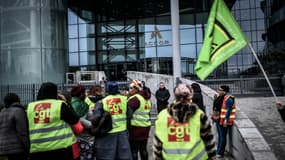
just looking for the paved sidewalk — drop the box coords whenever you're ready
[237,96,285,160]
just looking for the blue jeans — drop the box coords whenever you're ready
[216,122,229,155]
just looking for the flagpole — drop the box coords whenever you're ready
[248,43,277,101]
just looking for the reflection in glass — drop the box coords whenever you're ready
[181,44,196,58]
[157,46,172,57]
[180,29,196,44]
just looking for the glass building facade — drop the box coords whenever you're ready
[0,0,284,84]
[67,0,279,81]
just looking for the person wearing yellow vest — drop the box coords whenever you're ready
[153,83,217,160]
[92,81,132,160]
[127,79,151,160]
[213,85,236,158]
[27,82,83,160]
[87,84,105,105]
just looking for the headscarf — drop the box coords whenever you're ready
[129,80,142,91]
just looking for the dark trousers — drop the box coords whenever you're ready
[216,122,230,155]
[130,139,148,160]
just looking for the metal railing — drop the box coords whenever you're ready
[197,76,283,97]
[0,76,283,106]
[0,81,129,106]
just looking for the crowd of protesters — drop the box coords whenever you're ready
[0,79,242,160]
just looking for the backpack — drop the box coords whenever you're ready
[89,111,113,137]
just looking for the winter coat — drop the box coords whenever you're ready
[155,87,170,112]
[0,103,30,155]
[71,96,89,117]
[92,94,132,159]
[128,90,151,141]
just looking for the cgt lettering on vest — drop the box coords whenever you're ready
[167,117,191,142]
[107,98,123,115]
[34,103,51,123]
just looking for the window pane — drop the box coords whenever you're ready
[157,46,172,57]
[181,44,196,58]
[80,52,88,65]
[97,51,108,64]
[196,27,203,43]
[79,38,95,51]
[69,52,79,66]
[68,25,78,38]
[79,24,87,37]
[180,29,196,44]
[79,38,87,51]
[68,10,77,24]
[69,39,78,52]
[145,47,156,58]
[87,51,96,65]
[109,50,125,62]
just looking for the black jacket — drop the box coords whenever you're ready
[155,87,170,109]
[0,103,30,155]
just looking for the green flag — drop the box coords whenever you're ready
[195,0,248,80]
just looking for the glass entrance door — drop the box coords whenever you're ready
[105,64,126,81]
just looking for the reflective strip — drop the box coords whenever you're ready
[221,108,236,112]
[31,133,73,144]
[192,148,207,160]
[30,124,69,134]
[113,118,127,122]
[164,149,191,154]
[220,113,236,118]
[164,139,202,154]
[131,117,150,122]
[134,111,149,115]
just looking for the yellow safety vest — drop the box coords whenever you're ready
[129,94,151,127]
[27,99,76,153]
[155,109,208,160]
[85,96,95,109]
[102,94,127,133]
